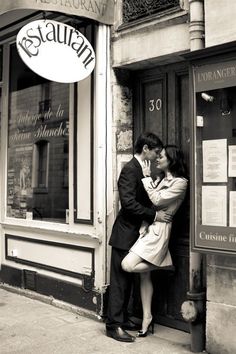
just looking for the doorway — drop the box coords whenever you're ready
[133,62,190,331]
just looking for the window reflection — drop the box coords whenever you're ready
[7,44,69,222]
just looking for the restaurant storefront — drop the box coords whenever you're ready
[184,42,236,354]
[2,2,236,353]
[0,1,114,315]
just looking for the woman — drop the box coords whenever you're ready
[121,145,188,337]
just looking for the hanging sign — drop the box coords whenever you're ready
[195,60,236,92]
[16,20,96,83]
[0,0,114,25]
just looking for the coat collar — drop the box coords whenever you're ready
[163,174,174,181]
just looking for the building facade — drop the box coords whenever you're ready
[0,1,236,354]
[111,1,236,354]
[0,2,114,319]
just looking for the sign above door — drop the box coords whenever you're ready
[0,0,114,25]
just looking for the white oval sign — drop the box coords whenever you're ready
[16,20,96,83]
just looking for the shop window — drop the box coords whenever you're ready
[193,59,236,255]
[5,20,93,224]
[7,44,69,222]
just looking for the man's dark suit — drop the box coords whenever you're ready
[106,157,156,328]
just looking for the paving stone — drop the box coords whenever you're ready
[0,287,192,354]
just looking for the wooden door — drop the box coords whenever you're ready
[133,63,190,332]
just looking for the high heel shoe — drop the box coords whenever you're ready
[136,318,154,337]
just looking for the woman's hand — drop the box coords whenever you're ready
[142,160,151,177]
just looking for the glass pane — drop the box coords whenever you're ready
[196,87,236,224]
[195,85,236,252]
[7,44,69,222]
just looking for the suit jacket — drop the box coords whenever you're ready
[109,157,156,250]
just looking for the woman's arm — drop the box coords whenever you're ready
[142,177,187,208]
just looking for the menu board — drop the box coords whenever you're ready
[202,139,227,183]
[193,60,236,254]
[202,186,227,227]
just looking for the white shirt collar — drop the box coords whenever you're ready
[134,154,143,167]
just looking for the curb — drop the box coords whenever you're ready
[0,283,103,322]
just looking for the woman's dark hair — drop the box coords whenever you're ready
[134,132,163,153]
[164,145,188,178]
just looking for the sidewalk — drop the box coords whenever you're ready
[0,286,195,354]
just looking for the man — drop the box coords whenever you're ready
[106,132,172,342]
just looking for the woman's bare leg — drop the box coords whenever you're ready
[121,254,155,334]
[140,272,153,332]
[121,252,157,273]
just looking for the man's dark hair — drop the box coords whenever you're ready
[134,132,163,153]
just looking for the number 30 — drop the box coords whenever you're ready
[148,98,162,111]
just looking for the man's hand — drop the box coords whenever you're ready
[155,210,173,223]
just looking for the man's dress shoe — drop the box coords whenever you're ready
[106,326,135,342]
[122,320,142,331]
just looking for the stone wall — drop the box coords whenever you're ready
[111,68,133,217]
[204,3,236,352]
[205,0,236,47]
[206,255,236,354]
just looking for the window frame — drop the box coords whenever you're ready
[73,78,94,224]
[73,23,94,225]
[0,14,95,231]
